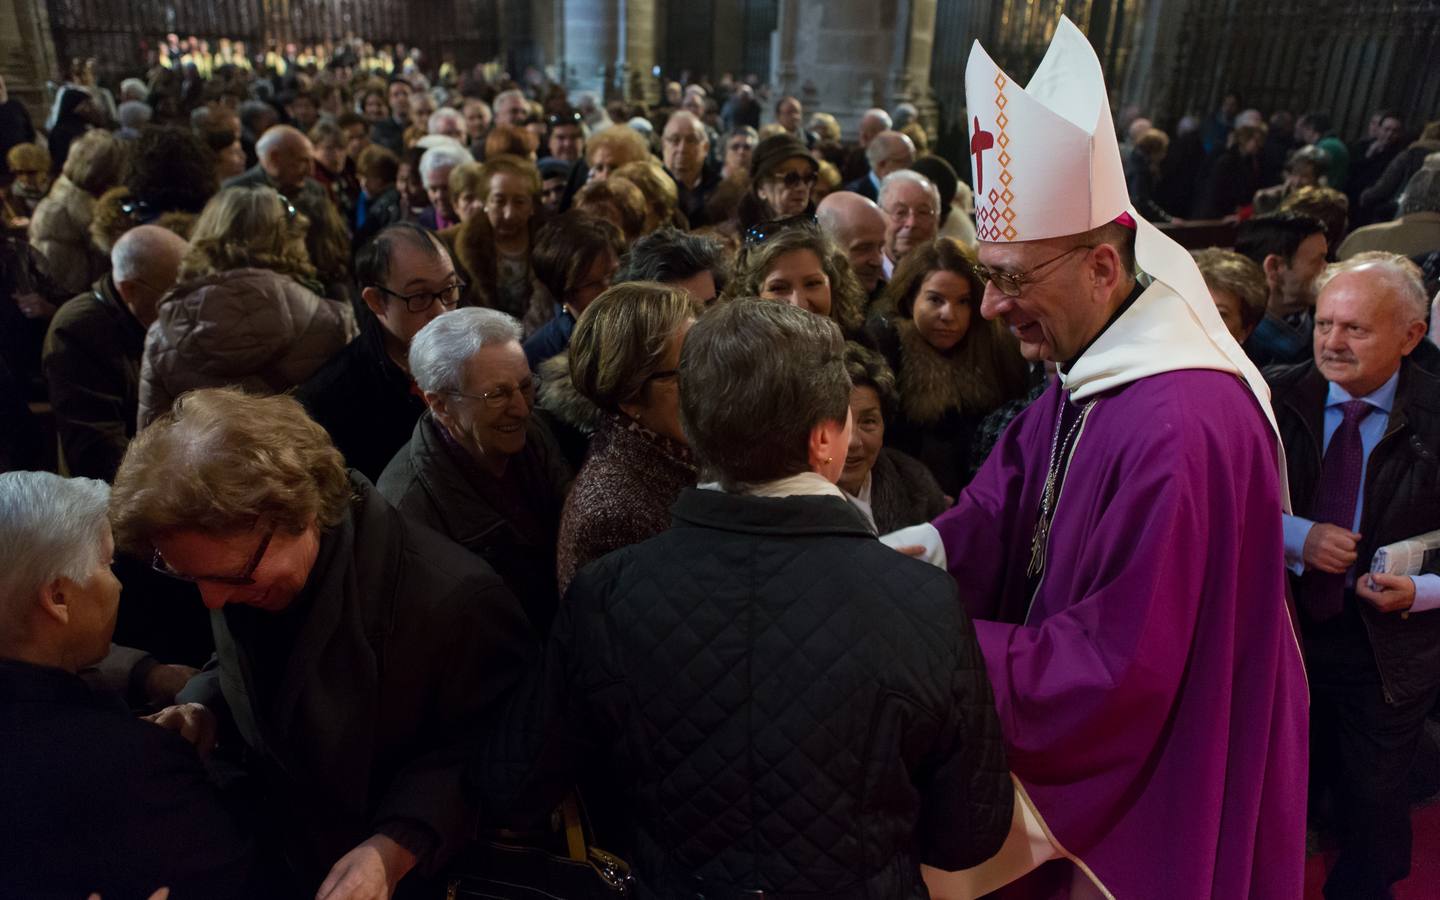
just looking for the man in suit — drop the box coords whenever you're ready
[1268,251,1440,899]
[371,76,412,154]
[841,130,914,201]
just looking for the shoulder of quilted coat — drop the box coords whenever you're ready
[150,267,352,381]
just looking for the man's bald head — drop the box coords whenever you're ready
[817,191,888,293]
[256,125,314,192]
[866,131,915,179]
[111,225,188,327]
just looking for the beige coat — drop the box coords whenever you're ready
[138,267,356,427]
[28,176,108,294]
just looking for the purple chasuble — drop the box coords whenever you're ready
[933,369,1308,899]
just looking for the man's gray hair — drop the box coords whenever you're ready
[0,472,110,622]
[119,78,149,103]
[493,88,525,108]
[1399,166,1440,216]
[879,168,940,210]
[866,131,914,168]
[118,100,152,130]
[427,107,466,135]
[111,224,185,283]
[1319,251,1430,324]
[419,143,474,181]
[862,108,893,130]
[409,307,523,395]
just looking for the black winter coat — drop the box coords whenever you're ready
[0,659,266,899]
[178,474,537,892]
[473,487,1012,899]
[295,321,427,483]
[376,412,572,635]
[1269,359,1440,704]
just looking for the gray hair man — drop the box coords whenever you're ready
[378,306,571,632]
[817,191,890,296]
[1338,165,1440,260]
[427,107,467,142]
[493,89,528,128]
[1267,252,1436,897]
[43,225,188,480]
[618,226,729,305]
[662,111,720,226]
[877,169,940,277]
[417,143,474,230]
[842,129,914,202]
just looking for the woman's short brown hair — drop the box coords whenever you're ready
[6,142,51,175]
[843,341,899,418]
[63,130,127,196]
[477,154,542,200]
[724,223,867,336]
[110,388,352,554]
[614,159,678,223]
[484,124,538,160]
[1192,248,1268,331]
[178,185,316,283]
[679,299,849,488]
[531,209,626,303]
[447,160,486,200]
[357,144,399,182]
[569,281,697,413]
[574,177,647,244]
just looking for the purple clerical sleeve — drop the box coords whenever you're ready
[933,371,1308,900]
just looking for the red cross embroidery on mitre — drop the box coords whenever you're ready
[970,116,995,196]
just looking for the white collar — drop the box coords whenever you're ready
[698,471,848,500]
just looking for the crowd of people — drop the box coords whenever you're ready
[1,19,1439,900]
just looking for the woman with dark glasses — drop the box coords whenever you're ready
[735,132,819,230]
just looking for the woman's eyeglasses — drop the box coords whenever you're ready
[372,280,467,313]
[743,213,819,246]
[547,111,583,128]
[445,375,540,409]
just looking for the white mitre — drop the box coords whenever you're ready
[964,17,1287,506]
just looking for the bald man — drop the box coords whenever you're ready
[817,191,889,298]
[226,124,345,286]
[43,225,189,480]
[841,129,914,201]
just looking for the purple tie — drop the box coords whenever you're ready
[1301,399,1374,621]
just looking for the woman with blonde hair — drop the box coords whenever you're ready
[614,158,682,233]
[110,387,533,899]
[553,282,698,591]
[573,175,647,246]
[29,129,126,293]
[722,220,867,340]
[864,237,1029,494]
[584,124,651,182]
[138,186,354,426]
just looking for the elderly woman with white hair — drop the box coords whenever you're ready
[0,471,265,899]
[417,142,473,231]
[377,307,573,635]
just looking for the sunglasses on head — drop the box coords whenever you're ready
[547,111,583,128]
[742,212,818,246]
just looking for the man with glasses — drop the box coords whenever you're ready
[910,18,1306,900]
[842,129,915,201]
[378,307,572,635]
[297,223,463,481]
[877,169,940,279]
[661,110,722,227]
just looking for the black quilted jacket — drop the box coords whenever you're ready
[471,487,1012,899]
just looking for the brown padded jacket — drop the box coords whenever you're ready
[138,267,355,427]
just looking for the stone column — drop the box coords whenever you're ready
[891,0,940,140]
[563,0,619,100]
[619,0,659,105]
[1,0,59,123]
